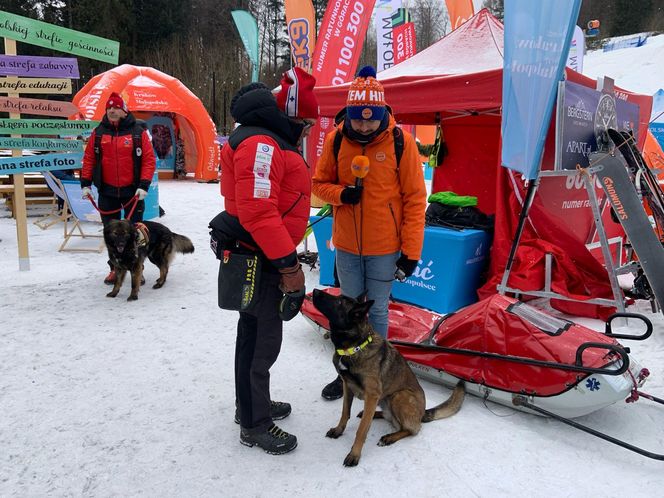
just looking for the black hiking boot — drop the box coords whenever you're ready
[240,424,297,455]
[234,400,291,424]
[321,375,343,400]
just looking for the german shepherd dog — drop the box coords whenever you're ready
[103,219,194,301]
[312,289,465,467]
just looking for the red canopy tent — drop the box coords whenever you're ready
[314,9,654,318]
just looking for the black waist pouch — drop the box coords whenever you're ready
[217,249,262,312]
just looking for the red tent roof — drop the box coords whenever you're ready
[314,9,505,122]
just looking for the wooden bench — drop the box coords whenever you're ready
[0,183,56,218]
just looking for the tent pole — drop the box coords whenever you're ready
[498,178,539,295]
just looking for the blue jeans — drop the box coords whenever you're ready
[335,249,399,338]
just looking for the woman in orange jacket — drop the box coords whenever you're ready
[312,66,427,399]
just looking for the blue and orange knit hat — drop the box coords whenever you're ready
[346,66,386,121]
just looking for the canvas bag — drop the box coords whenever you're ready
[217,249,262,312]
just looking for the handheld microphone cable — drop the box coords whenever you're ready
[350,154,370,286]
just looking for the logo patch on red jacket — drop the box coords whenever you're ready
[253,142,274,198]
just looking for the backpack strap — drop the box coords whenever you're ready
[132,123,145,184]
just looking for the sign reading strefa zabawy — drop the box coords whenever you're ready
[0,55,79,78]
[501,0,582,180]
[0,11,119,64]
[0,152,83,175]
[0,118,98,135]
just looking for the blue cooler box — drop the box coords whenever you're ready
[391,226,491,314]
[311,215,491,314]
[310,215,336,286]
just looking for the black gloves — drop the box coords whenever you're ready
[395,254,418,280]
[340,185,363,205]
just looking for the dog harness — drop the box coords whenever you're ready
[134,222,150,247]
[336,335,373,356]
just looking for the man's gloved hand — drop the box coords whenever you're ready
[81,186,92,199]
[278,262,305,293]
[395,254,418,280]
[340,185,363,205]
[135,188,148,201]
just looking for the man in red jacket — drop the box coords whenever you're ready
[80,92,156,284]
[215,67,317,455]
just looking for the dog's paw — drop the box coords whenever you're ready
[343,452,360,467]
[326,427,344,439]
[152,281,163,289]
[127,295,138,301]
[378,435,395,447]
[106,291,118,298]
[356,410,363,418]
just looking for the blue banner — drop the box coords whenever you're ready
[0,152,82,175]
[501,0,582,179]
[231,10,259,82]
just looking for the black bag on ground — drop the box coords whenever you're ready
[425,202,495,232]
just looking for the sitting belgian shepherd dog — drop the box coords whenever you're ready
[103,219,194,301]
[312,289,465,467]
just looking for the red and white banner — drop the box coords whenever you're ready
[393,21,416,65]
[307,0,377,169]
[285,0,316,71]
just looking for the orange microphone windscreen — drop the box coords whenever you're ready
[351,155,370,179]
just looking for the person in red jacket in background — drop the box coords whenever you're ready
[80,92,156,284]
[215,67,317,455]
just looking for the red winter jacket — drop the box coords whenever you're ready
[220,133,311,266]
[81,113,156,198]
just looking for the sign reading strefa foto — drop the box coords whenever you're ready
[0,118,98,135]
[0,11,119,64]
[0,77,72,94]
[0,152,83,175]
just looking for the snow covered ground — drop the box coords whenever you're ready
[583,33,664,96]
[2,179,663,497]
[2,30,664,498]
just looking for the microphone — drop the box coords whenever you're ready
[351,155,370,188]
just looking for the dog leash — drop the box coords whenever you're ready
[85,193,139,220]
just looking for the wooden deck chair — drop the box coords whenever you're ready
[58,180,105,253]
[34,172,73,230]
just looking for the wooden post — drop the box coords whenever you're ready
[4,38,30,270]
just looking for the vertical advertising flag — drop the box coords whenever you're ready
[566,25,584,72]
[445,0,475,30]
[285,0,316,71]
[231,10,259,82]
[307,0,377,168]
[375,0,402,72]
[501,0,582,180]
[391,9,416,65]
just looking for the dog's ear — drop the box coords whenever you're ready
[356,290,369,302]
[350,299,374,322]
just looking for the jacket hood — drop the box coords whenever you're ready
[230,86,303,145]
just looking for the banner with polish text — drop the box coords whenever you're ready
[285,0,316,71]
[375,0,402,72]
[445,0,474,30]
[307,0,377,169]
[391,9,415,66]
[501,0,582,180]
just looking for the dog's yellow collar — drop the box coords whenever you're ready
[336,335,373,356]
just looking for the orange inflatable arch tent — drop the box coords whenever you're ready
[73,64,219,181]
